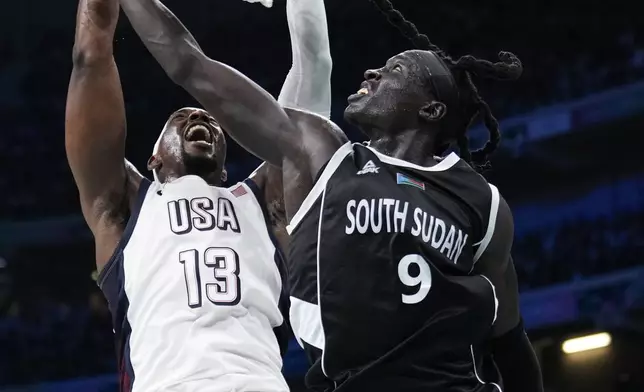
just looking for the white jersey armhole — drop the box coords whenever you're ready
[473,183,500,264]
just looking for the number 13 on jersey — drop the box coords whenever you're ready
[179,247,241,307]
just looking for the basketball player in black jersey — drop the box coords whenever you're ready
[121,1,543,391]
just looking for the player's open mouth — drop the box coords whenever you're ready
[348,82,371,102]
[357,81,371,95]
[184,124,214,147]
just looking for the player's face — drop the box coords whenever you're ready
[157,107,227,179]
[344,50,437,135]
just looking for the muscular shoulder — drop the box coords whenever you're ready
[284,107,347,146]
[284,107,348,180]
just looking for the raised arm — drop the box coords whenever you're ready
[66,0,127,230]
[119,0,313,168]
[474,196,544,392]
[278,0,333,118]
[66,0,141,269]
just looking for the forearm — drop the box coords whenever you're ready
[73,0,119,65]
[120,0,300,166]
[278,0,332,118]
[67,0,127,226]
[489,319,544,392]
[119,0,203,83]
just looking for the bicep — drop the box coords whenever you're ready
[65,59,128,228]
[473,195,520,337]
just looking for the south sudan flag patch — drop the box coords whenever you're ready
[396,173,426,190]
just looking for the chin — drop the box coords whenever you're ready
[345,104,378,132]
[343,103,363,125]
[182,148,217,169]
[185,148,214,160]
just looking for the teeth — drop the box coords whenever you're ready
[186,125,212,143]
[358,88,368,95]
[189,125,208,132]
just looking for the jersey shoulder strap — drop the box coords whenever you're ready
[287,142,354,234]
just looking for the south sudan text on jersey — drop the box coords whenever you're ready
[344,198,468,263]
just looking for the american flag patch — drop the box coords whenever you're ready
[231,185,248,197]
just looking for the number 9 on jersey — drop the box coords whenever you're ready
[398,254,432,304]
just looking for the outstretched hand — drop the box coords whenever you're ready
[243,0,273,8]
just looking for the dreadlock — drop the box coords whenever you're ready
[369,0,522,172]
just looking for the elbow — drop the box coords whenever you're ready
[71,42,112,69]
[316,53,333,74]
[166,62,193,87]
[311,53,332,80]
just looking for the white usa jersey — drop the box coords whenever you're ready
[98,176,290,392]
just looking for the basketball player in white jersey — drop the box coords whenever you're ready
[64,0,333,390]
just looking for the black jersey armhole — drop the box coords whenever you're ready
[97,178,152,288]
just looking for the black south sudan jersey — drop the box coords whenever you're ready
[287,143,503,392]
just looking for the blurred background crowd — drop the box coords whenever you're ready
[0,0,643,391]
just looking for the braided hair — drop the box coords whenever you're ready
[369,0,522,172]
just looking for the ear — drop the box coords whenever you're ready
[147,155,161,171]
[419,101,447,122]
[220,168,228,183]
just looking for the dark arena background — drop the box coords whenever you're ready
[1,0,643,391]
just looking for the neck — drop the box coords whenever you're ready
[161,170,222,186]
[368,127,440,167]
